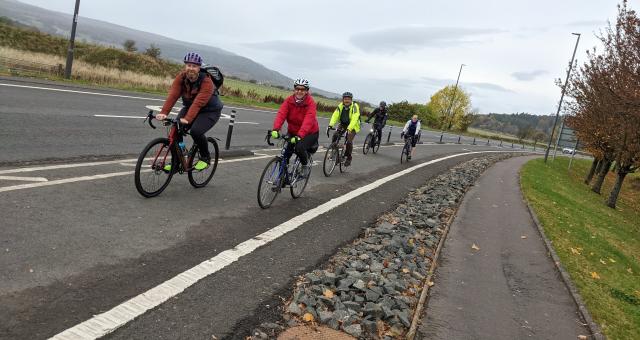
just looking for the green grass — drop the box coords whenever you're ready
[520,157,640,340]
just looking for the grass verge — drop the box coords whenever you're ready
[520,157,640,340]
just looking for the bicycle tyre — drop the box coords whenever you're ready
[401,142,410,164]
[339,147,348,173]
[323,146,337,177]
[290,154,311,199]
[188,137,220,188]
[257,157,283,209]
[373,133,381,154]
[134,137,174,198]
[363,133,372,154]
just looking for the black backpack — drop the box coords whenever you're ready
[200,65,224,89]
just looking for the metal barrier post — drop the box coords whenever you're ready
[225,110,236,150]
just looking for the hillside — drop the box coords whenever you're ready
[472,113,556,139]
[0,0,339,98]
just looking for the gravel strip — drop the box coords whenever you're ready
[250,154,517,339]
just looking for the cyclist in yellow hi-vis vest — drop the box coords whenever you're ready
[328,92,360,167]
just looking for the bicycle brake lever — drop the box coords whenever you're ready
[146,110,156,129]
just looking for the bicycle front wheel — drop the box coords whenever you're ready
[363,133,372,154]
[373,133,381,154]
[290,154,311,199]
[188,137,220,188]
[257,157,283,209]
[134,137,174,198]
[323,146,337,177]
[401,143,410,164]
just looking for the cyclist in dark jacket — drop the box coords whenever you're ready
[366,101,389,146]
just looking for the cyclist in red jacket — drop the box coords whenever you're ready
[271,78,319,175]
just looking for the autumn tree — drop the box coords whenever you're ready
[566,0,640,208]
[426,85,474,131]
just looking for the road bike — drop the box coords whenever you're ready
[323,126,350,177]
[134,110,219,197]
[257,131,317,209]
[400,134,416,164]
[362,124,381,155]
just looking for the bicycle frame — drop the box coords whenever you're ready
[145,110,195,174]
[265,135,302,189]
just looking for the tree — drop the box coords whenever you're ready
[123,39,137,52]
[566,0,640,208]
[144,44,161,59]
[427,85,473,131]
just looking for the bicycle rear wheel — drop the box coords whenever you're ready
[188,137,219,188]
[290,154,311,198]
[363,133,372,154]
[401,142,410,164]
[323,146,337,177]
[257,157,283,209]
[134,137,174,198]
[339,147,348,173]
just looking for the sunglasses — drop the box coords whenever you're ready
[294,87,308,91]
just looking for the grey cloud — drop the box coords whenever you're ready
[566,20,606,27]
[243,40,351,69]
[511,70,548,81]
[420,76,513,93]
[350,26,506,53]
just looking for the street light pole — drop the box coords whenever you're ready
[442,63,465,131]
[64,0,81,79]
[544,32,580,163]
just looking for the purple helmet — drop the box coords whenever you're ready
[183,52,203,65]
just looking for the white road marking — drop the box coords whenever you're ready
[94,115,145,119]
[0,175,48,182]
[0,83,165,101]
[0,155,272,193]
[50,150,524,340]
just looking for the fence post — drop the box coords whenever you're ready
[225,110,236,150]
[387,126,392,143]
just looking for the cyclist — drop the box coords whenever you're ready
[156,52,223,171]
[270,78,319,177]
[366,100,388,146]
[328,91,361,167]
[401,114,421,160]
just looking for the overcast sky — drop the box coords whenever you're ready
[16,0,638,114]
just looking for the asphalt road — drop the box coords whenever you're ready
[0,77,537,339]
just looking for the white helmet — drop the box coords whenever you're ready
[294,78,310,89]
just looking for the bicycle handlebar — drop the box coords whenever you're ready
[144,110,188,133]
[265,130,291,146]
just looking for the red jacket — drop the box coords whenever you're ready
[273,94,319,138]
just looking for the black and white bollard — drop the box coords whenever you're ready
[472,137,476,145]
[387,126,392,143]
[457,135,461,144]
[225,110,236,150]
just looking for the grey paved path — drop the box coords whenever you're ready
[419,156,590,340]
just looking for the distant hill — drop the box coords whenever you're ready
[472,113,557,138]
[0,0,339,98]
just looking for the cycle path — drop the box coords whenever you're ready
[419,156,590,339]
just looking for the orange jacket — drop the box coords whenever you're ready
[160,71,215,123]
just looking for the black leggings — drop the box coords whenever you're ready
[286,132,319,165]
[178,108,220,160]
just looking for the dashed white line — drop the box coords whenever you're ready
[50,150,524,340]
[0,155,272,193]
[0,175,49,182]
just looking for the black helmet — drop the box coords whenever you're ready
[379,101,386,107]
[342,91,353,98]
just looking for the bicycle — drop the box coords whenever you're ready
[400,134,415,164]
[134,110,219,198]
[257,131,317,209]
[323,126,350,177]
[362,124,381,155]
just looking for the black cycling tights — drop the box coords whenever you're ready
[178,109,220,161]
